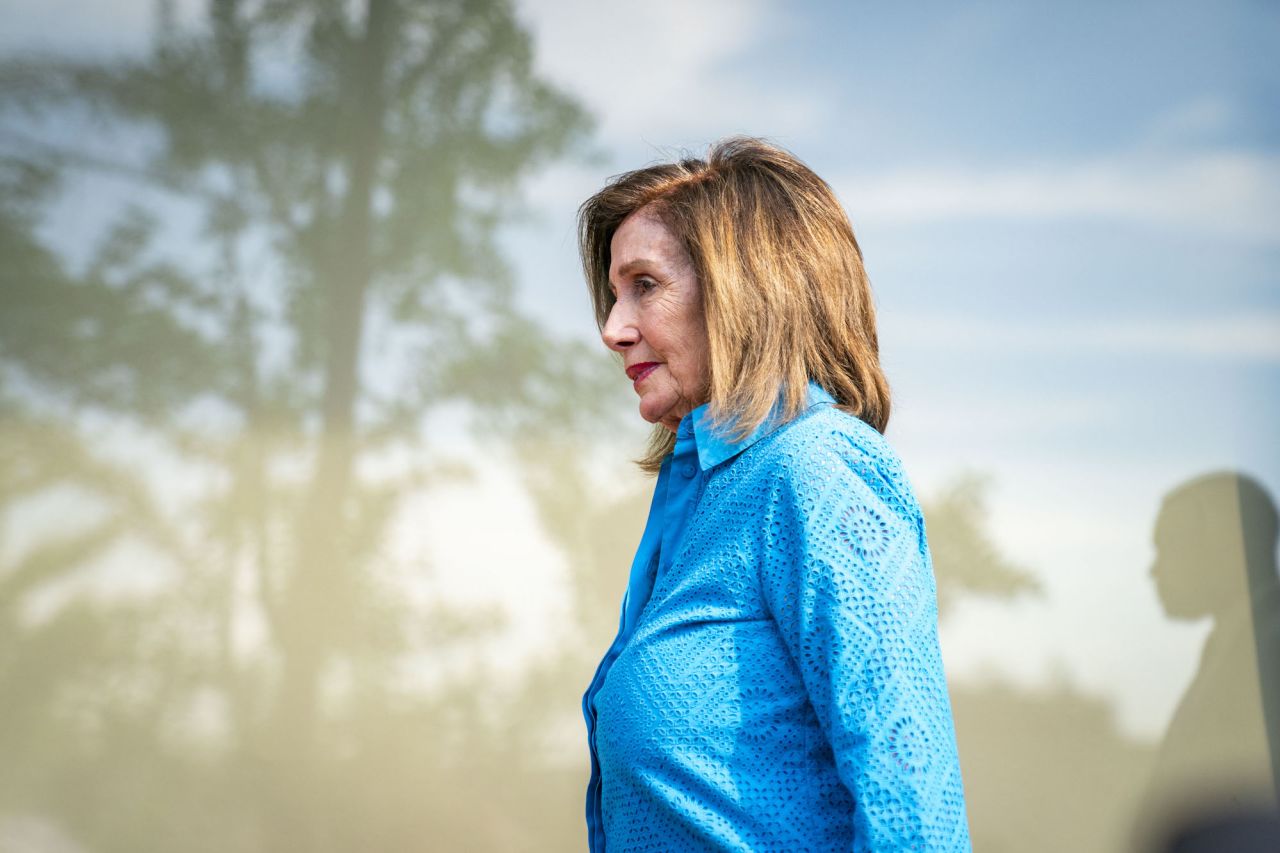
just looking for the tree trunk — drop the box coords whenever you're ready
[266,2,394,849]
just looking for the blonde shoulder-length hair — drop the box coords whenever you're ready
[579,137,891,474]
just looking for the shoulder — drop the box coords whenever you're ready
[757,404,922,528]
[752,405,938,638]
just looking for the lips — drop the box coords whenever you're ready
[626,362,660,383]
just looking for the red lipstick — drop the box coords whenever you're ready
[626,362,660,385]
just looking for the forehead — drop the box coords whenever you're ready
[609,209,685,272]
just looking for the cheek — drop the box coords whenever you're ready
[668,336,709,399]
[684,311,709,377]
[647,293,707,383]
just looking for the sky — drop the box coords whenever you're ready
[3,0,1278,741]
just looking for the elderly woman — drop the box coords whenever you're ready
[579,138,970,851]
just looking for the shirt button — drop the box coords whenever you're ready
[681,463,697,479]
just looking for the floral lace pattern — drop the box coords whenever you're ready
[587,394,970,851]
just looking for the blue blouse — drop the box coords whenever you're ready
[582,383,970,851]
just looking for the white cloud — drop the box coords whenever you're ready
[515,0,818,145]
[837,152,1280,244]
[1089,314,1280,360]
[882,312,1280,362]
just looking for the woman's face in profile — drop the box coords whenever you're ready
[602,209,709,432]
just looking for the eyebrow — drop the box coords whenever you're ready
[617,258,659,278]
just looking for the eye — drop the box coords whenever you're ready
[635,276,658,293]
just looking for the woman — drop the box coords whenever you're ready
[579,138,970,851]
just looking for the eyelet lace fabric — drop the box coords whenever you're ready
[584,390,970,852]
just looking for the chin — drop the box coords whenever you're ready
[638,394,674,426]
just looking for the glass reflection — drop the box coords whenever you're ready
[0,2,1275,851]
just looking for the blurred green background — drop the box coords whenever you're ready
[0,1,1276,850]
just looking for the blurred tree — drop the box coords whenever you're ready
[920,474,1154,853]
[950,678,1153,853]
[0,0,607,850]
[921,472,1040,618]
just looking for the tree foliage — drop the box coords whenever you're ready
[0,1,619,849]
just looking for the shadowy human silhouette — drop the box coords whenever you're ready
[1137,471,1280,851]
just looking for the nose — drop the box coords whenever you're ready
[601,297,638,352]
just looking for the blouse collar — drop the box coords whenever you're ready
[681,380,836,472]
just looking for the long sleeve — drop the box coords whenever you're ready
[759,429,971,851]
